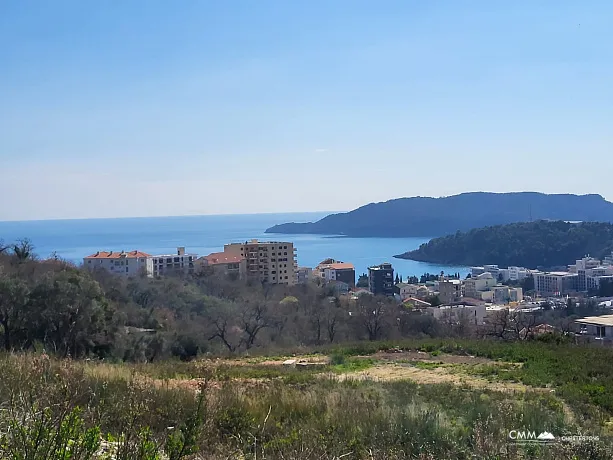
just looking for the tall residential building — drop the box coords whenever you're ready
[198,252,247,278]
[437,279,462,304]
[314,259,356,288]
[83,250,153,277]
[223,239,297,285]
[368,263,394,296]
[151,247,197,277]
[534,272,578,297]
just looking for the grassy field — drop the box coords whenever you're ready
[1,339,613,459]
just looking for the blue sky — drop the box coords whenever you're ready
[1,1,612,220]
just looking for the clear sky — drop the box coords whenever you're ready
[1,1,612,221]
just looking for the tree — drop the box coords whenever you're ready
[0,277,30,350]
[12,239,34,263]
[356,274,369,288]
[424,294,441,307]
[395,274,400,285]
[28,271,109,357]
[355,296,390,341]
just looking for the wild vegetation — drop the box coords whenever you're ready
[396,220,613,268]
[1,340,613,459]
[2,239,613,458]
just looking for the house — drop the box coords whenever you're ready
[223,239,297,285]
[151,247,197,277]
[575,314,613,341]
[368,263,394,296]
[402,297,432,310]
[83,250,154,277]
[314,259,356,288]
[198,252,246,278]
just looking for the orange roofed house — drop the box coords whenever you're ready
[315,259,356,288]
[83,250,154,277]
[198,252,247,278]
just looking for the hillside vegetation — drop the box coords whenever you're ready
[266,192,613,237]
[2,340,613,459]
[396,220,613,268]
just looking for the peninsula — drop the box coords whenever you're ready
[265,192,613,238]
[395,220,613,268]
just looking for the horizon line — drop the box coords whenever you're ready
[0,210,343,225]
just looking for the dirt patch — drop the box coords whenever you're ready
[204,355,330,367]
[334,363,531,393]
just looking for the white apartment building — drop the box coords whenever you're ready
[151,247,197,277]
[83,250,154,277]
[223,239,297,285]
[426,304,486,326]
[508,266,529,281]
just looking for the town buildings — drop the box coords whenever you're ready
[198,252,246,278]
[83,250,154,277]
[368,263,394,296]
[223,239,297,285]
[151,247,197,277]
[314,259,356,288]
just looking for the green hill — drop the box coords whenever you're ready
[265,192,613,237]
[395,220,613,268]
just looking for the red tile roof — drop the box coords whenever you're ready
[85,250,151,259]
[200,252,245,265]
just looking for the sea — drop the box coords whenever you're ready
[0,212,468,279]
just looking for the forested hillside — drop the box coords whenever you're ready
[266,192,613,237]
[396,220,613,268]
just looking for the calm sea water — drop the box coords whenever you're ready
[0,213,468,278]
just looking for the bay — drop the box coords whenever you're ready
[0,212,468,278]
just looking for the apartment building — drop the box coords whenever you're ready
[534,272,578,297]
[508,266,529,281]
[151,247,197,277]
[368,263,394,296]
[464,273,497,299]
[314,259,356,288]
[198,252,246,278]
[83,250,153,277]
[296,267,313,284]
[426,304,486,326]
[437,279,462,304]
[223,239,297,285]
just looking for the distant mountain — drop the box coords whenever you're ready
[395,220,613,268]
[265,192,613,237]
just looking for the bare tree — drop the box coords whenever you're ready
[355,295,389,341]
[239,300,271,349]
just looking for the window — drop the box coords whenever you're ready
[284,252,287,255]
[284,270,287,273]
[272,271,276,274]
[126,267,129,273]
[88,260,91,264]
[285,276,288,279]
[284,246,287,249]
